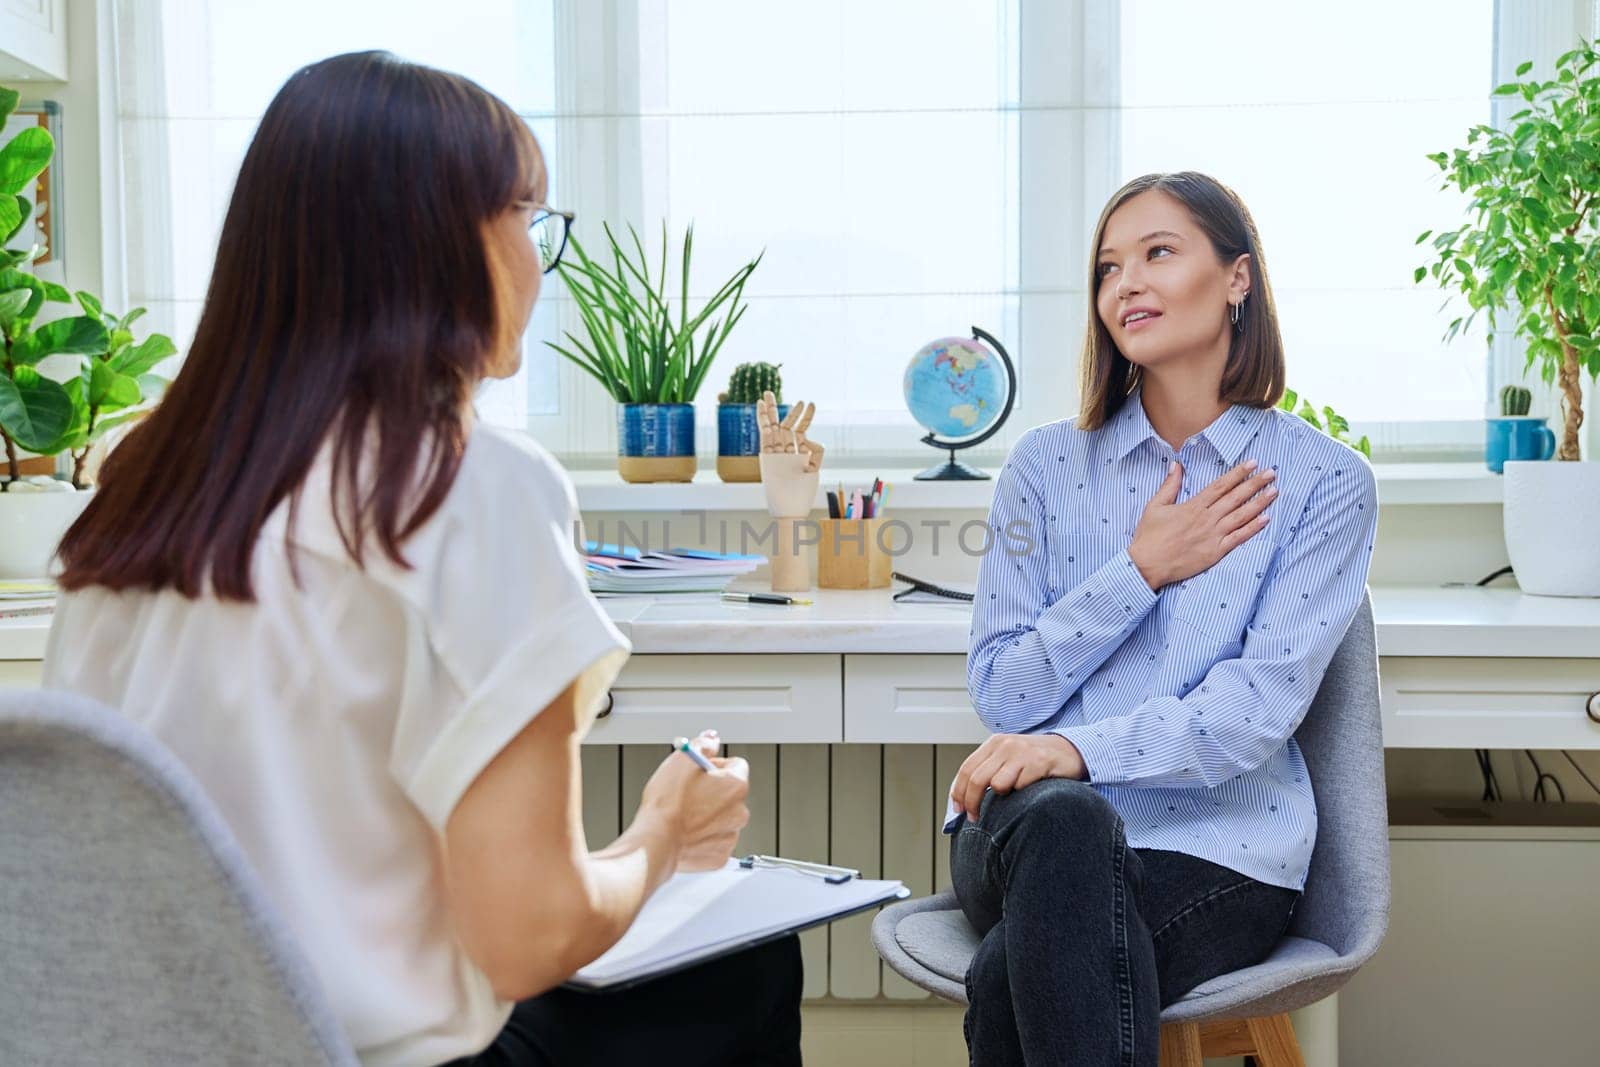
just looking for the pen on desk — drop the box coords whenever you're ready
[721,591,813,606]
[674,737,717,772]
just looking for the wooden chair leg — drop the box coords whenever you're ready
[1158,1022,1203,1067]
[1245,1013,1306,1067]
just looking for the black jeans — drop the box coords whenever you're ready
[950,779,1298,1066]
[444,935,803,1067]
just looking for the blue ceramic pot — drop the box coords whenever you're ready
[1485,416,1556,473]
[717,402,789,457]
[618,403,695,458]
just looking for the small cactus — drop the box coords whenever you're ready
[726,362,783,404]
[1499,384,1532,416]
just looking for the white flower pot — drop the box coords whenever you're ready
[1502,460,1600,597]
[0,486,93,579]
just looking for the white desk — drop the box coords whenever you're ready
[8,586,1599,748]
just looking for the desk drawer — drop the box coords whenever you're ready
[586,654,842,745]
[845,654,988,743]
[1381,657,1600,749]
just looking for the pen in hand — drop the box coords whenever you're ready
[675,734,718,772]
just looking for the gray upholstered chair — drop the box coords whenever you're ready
[873,592,1387,1067]
[0,689,359,1066]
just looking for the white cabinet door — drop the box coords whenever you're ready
[844,654,988,743]
[587,654,842,745]
[0,0,68,80]
[1381,656,1600,749]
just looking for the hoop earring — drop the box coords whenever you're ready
[1230,296,1246,330]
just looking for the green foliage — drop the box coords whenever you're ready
[726,361,782,404]
[1278,388,1371,459]
[547,222,761,404]
[0,88,175,487]
[1499,384,1533,416]
[1415,40,1600,457]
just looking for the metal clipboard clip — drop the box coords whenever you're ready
[738,854,860,884]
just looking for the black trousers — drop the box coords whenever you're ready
[444,935,804,1066]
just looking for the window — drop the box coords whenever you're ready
[1115,0,1497,456]
[110,1,1581,466]
[113,0,559,429]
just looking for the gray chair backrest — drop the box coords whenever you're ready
[0,689,358,1066]
[1288,591,1388,965]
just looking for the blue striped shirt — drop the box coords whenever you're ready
[961,388,1378,890]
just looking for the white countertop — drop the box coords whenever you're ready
[13,584,1589,662]
[595,584,1600,658]
[565,462,1504,511]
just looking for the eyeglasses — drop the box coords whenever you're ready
[528,206,575,274]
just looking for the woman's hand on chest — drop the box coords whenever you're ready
[1127,459,1278,592]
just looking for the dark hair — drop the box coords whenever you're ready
[1077,171,1285,431]
[57,51,544,599]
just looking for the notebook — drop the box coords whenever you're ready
[567,860,909,991]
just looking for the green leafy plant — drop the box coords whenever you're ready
[1415,40,1600,461]
[0,86,174,489]
[1279,388,1371,458]
[548,222,761,404]
[1500,384,1533,416]
[724,361,783,404]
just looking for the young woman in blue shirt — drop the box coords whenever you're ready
[946,171,1378,1065]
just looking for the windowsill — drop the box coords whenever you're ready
[569,461,1506,512]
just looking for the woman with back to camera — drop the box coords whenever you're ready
[945,171,1378,1065]
[44,51,801,1067]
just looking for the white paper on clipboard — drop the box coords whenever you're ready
[568,860,909,990]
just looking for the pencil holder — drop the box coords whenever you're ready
[817,518,892,589]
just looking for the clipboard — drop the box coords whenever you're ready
[565,859,910,992]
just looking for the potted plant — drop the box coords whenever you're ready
[548,222,761,483]
[1416,41,1600,595]
[1278,388,1371,458]
[716,361,787,482]
[0,86,174,578]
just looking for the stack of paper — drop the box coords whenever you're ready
[0,579,56,621]
[585,542,764,596]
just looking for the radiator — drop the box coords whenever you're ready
[581,744,977,1000]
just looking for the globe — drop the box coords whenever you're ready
[903,337,1006,440]
[902,329,1016,480]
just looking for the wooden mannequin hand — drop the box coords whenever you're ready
[756,391,824,474]
[756,391,824,519]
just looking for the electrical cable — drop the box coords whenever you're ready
[1523,750,1567,803]
[1475,565,1514,586]
[1475,749,1502,802]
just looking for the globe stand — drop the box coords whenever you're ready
[911,325,1017,482]
[915,451,993,481]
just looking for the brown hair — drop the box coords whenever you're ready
[57,51,544,599]
[1076,171,1285,431]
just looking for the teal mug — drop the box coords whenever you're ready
[1485,416,1556,473]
